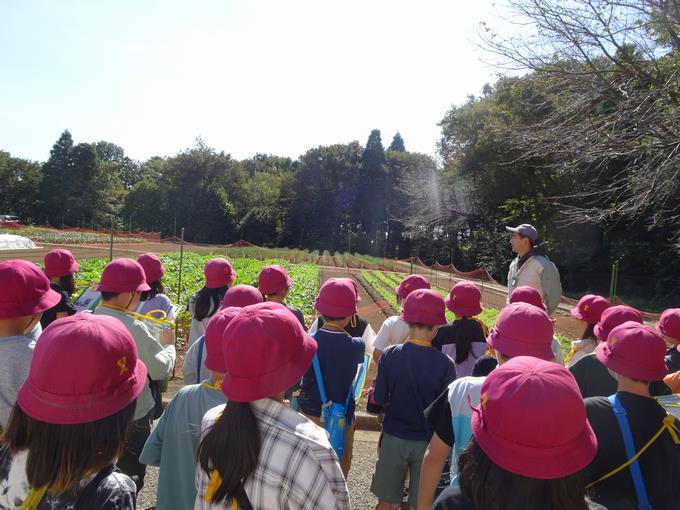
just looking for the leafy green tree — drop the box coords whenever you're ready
[0,151,43,222]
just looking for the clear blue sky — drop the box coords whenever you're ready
[0,0,499,163]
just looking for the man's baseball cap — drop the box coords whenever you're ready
[506,224,538,243]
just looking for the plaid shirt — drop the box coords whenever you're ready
[194,399,351,510]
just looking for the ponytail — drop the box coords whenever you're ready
[194,286,227,322]
[197,400,261,505]
[581,323,596,341]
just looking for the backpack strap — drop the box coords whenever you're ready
[608,394,653,510]
[312,354,330,422]
[196,335,205,384]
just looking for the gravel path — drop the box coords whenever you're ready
[136,431,381,510]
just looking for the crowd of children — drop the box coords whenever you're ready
[0,236,679,509]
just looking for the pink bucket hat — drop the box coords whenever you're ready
[471,356,597,479]
[221,302,317,402]
[205,307,242,373]
[0,260,62,319]
[487,302,554,360]
[657,308,680,341]
[204,258,236,289]
[400,289,447,326]
[509,285,546,311]
[137,252,165,283]
[258,265,293,295]
[314,278,358,318]
[570,294,611,324]
[43,249,80,278]
[339,277,361,302]
[596,321,668,381]
[97,258,150,293]
[394,274,430,300]
[17,313,147,424]
[220,284,264,310]
[446,281,483,316]
[594,305,642,341]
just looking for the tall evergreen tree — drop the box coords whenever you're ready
[388,132,406,152]
[40,130,74,225]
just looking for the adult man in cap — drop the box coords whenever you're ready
[506,223,562,315]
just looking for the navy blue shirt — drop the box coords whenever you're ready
[297,329,365,422]
[375,342,456,442]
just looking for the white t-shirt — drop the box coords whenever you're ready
[372,315,410,353]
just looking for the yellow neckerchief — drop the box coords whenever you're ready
[407,338,432,347]
[99,303,175,327]
[204,470,238,509]
[321,322,350,336]
[19,485,49,510]
[586,414,680,488]
[201,379,223,391]
[564,338,596,366]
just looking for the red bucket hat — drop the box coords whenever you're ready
[221,302,317,402]
[0,260,62,319]
[220,284,264,310]
[446,281,483,316]
[339,277,361,302]
[43,249,80,278]
[314,278,357,318]
[509,285,546,311]
[205,258,236,289]
[596,322,668,382]
[657,308,680,341]
[471,356,597,479]
[394,274,430,300]
[97,258,150,293]
[570,294,611,324]
[487,302,554,360]
[137,252,165,283]
[594,305,642,341]
[17,314,147,424]
[400,289,447,326]
[258,265,293,295]
[205,307,241,372]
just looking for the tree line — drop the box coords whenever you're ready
[2,0,678,309]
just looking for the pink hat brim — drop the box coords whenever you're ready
[595,342,668,382]
[487,329,555,361]
[259,275,293,295]
[45,260,81,278]
[471,405,598,479]
[222,333,317,402]
[17,359,147,425]
[445,295,483,317]
[570,307,587,321]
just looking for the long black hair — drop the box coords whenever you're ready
[193,286,228,322]
[140,280,164,302]
[453,318,487,365]
[581,323,597,341]
[458,440,590,510]
[58,274,76,296]
[197,400,261,504]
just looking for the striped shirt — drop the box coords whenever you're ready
[194,398,350,510]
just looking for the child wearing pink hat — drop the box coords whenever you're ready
[418,302,556,509]
[569,305,669,399]
[508,285,566,364]
[433,281,488,378]
[141,307,240,510]
[183,284,263,385]
[0,313,146,509]
[187,258,236,347]
[0,260,61,429]
[40,248,80,329]
[309,277,376,353]
[297,278,366,477]
[657,308,680,374]
[136,252,176,322]
[584,322,680,509]
[194,302,350,510]
[372,274,431,363]
[371,289,455,510]
[565,294,611,367]
[433,356,600,510]
[258,264,307,330]
[94,258,176,491]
